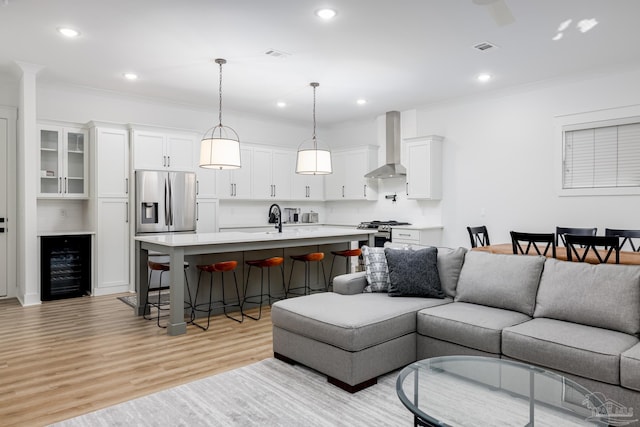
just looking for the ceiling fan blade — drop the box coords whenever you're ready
[473,0,515,26]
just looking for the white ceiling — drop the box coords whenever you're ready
[1,0,639,125]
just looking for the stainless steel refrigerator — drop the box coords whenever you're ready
[135,170,197,234]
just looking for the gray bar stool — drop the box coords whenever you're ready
[190,260,243,330]
[243,256,286,321]
[288,252,327,296]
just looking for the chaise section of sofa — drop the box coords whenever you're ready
[271,246,466,392]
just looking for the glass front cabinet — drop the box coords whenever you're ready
[39,125,89,198]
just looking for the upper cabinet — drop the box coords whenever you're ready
[324,146,378,201]
[216,147,253,199]
[404,135,443,200]
[92,127,129,198]
[292,173,324,201]
[252,147,294,200]
[131,129,195,171]
[38,125,88,198]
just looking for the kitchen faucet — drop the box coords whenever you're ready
[268,203,282,233]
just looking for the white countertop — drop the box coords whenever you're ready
[135,227,373,248]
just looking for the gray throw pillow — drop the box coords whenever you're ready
[362,246,390,292]
[385,247,445,298]
[436,247,467,298]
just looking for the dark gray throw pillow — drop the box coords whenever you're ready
[385,247,444,298]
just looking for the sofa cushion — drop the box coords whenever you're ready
[534,258,640,335]
[362,246,390,292]
[503,318,639,385]
[271,292,450,352]
[436,247,467,298]
[621,343,640,391]
[386,247,444,298]
[454,251,544,316]
[416,302,531,354]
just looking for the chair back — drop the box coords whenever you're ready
[605,228,640,252]
[556,226,597,246]
[510,231,556,258]
[467,226,490,248]
[565,234,620,264]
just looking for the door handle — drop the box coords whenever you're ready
[196,202,199,221]
[364,184,367,198]
[125,203,129,223]
[163,155,166,167]
[0,217,5,233]
[196,180,200,196]
[58,177,62,193]
[167,156,171,168]
[65,177,68,194]
[125,177,129,194]
[406,182,409,195]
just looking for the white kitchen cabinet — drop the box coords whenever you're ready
[196,199,218,233]
[292,173,325,200]
[93,127,129,198]
[38,125,89,198]
[216,147,253,199]
[324,146,378,200]
[253,148,294,200]
[131,129,195,171]
[404,135,443,200]
[94,198,130,295]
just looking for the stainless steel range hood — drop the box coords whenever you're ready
[364,111,406,179]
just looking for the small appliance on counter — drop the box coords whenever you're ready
[283,208,300,223]
[301,211,319,223]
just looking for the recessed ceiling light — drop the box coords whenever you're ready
[316,8,337,20]
[276,101,287,108]
[356,99,367,105]
[123,73,138,80]
[477,73,492,82]
[57,27,80,38]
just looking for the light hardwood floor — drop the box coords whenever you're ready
[0,294,273,427]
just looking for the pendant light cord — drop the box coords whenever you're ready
[311,82,319,148]
[218,60,223,126]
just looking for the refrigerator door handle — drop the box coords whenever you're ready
[164,179,170,226]
[168,176,174,226]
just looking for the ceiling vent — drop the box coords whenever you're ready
[265,49,291,58]
[473,41,498,51]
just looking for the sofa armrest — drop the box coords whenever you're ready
[333,272,367,295]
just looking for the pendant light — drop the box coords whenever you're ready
[199,58,241,169]
[296,82,332,175]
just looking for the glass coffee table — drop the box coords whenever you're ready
[396,356,609,427]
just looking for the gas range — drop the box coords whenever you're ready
[357,220,412,232]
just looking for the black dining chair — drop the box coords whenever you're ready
[510,231,556,258]
[467,226,490,248]
[565,234,620,264]
[555,226,597,246]
[605,229,640,252]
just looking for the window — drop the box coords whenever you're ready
[563,118,640,190]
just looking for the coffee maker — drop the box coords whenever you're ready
[283,208,300,223]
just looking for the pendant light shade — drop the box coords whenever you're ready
[296,82,332,175]
[199,58,241,170]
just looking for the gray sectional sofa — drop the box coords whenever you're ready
[271,247,640,414]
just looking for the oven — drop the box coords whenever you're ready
[357,221,410,247]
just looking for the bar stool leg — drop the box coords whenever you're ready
[243,265,264,321]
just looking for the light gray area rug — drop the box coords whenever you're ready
[51,358,412,427]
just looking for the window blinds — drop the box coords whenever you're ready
[563,122,640,189]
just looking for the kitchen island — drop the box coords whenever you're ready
[134,227,375,335]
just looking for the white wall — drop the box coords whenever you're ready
[36,83,310,148]
[416,65,640,248]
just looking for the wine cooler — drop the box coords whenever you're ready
[41,235,91,301]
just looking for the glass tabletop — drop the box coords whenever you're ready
[396,356,610,427]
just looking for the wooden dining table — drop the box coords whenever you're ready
[473,243,640,265]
